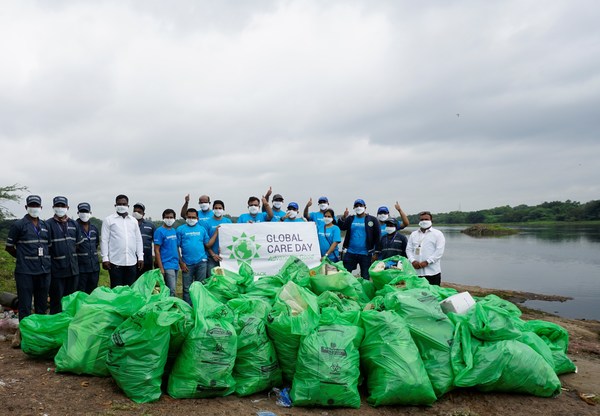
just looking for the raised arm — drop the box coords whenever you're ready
[303,198,312,220]
[180,194,190,219]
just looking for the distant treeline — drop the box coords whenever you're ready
[407,200,600,225]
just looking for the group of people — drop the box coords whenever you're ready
[5,188,445,324]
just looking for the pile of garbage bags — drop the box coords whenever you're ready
[18,255,576,407]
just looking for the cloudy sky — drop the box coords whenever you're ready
[1,0,599,221]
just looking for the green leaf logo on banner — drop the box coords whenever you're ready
[227,232,261,267]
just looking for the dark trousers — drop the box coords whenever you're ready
[15,272,51,320]
[78,271,100,294]
[421,273,441,286]
[109,264,138,288]
[136,260,154,278]
[343,252,372,280]
[49,275,79,314]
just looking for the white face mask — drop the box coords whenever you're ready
[213,209,224,217]
[116,205,128,214]
[78,212,91,222]
[419,220,432,229]
[323,217,334,225]
[27,207,41,218]
[164,218,176,227]
[186,218,198,226]
[287,210,298,219]
[377,214,389,222]
[319,203,329,211]
[273,201,283,209]
[54,207,68,217]
[354,206,365,215]
[385,226,396,235]
[248,206,259,215]
[132,212,144,220]
[199,203,210,212]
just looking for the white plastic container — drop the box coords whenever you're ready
[440,291,476,315]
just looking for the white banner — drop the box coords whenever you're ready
[217,222,321,277]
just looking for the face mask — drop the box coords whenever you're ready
[248,206,259,215]
[323,217,334,225]
[164,218,176,227]
[27,207,41,218]
[377,214,389,222]
[116,205,128,214]
[354,206,365,215]
[54,207,68,217]
[419,220,432,229]
[319,203,329,211]
[132,212,144,220]
[199,203,210,212]
[186,218,198,226]
[78,213,91,222]
[273,201,283,209]
[385,226,396,235]
[213,209,224,217]
[287,210,298,219]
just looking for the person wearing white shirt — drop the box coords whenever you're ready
[100,194,144,288]
[406,211,445,285]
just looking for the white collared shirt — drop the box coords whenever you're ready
[406,227,445,276]
[100,213,144,266]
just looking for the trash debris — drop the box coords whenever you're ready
[256,412,277,416]
[579,393,598,406]
[269,387,292,407]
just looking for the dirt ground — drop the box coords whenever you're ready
[1,287,599,416]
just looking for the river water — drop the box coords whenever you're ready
[428,224,600,320]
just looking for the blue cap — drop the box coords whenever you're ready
[287,202,299,210]
[318,196,328,203]
[353,199,366,207]
[77,202,91,212]
[26,195,42,206]
[53,196,68,206]
[377,206,389,214]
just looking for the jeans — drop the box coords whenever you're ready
[343,251,372,280]
[164,269,178,297]
[78,271,99,294]
[182,261,208,305]
[15,272,50,321]
[109,264,138,288]
[49,275,79,314]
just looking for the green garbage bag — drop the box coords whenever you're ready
[266,281,320,383]
[358,278,376,301]
[524,320,576,375]
[106,298,186,403]
[384,289,455,397]
[228,297,282,396]
[54,286,146,376]
[317,291,361,313]
[245,274,287,304]
[309,259,371,305]
[360,309,436,406]
[465,295,522,341]
[376,275,458,301]
[21,291,89,358]
[131,269,170,302]
[369,256,418,290]
[290,308,363,408]
[205,267,250,303]
[168,282,237,398]
[278,256,311,287]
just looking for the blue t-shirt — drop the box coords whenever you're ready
[237,212,269,223]
[154,226,179,270]
[281,217,305,222]
[348,217,368,255]
[198,209,213,223]
[317,225,342,260]
[270,209,286,222]
[176,223,209,265]
[204,216,232,254]
[308,211,326,228]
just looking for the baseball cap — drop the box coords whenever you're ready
[384,219,397,227]
[318,196,328,203]
[287,202,299,210]
[353,199,366,207]
[77,202,91,212]
[377,206,389,214]
[53,196,68,206]
[26,195,42,206]
[133,202,145,211]
[273,194,284,201]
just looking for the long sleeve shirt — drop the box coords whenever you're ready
[100,213,143,266]
[406,227,445,276]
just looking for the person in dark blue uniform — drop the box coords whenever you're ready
[5,195,52,321]
[377,218,408,260]
[133,202,156,277]
[75,202,100,294]
[47,196,83,314]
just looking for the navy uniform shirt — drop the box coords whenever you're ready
[6,216,52,275]
[47,217,84,278]
[139,219,156,263]
[379,231,408,260]
[75,219,100,273]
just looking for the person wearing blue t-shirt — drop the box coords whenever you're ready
[377,201,410,233]
[179,194,213,222]
[278,202,306,222]
[303,196,331,228]
[154,209,180,297]
[317,208,342,262]
[204,200,232,275]
[264,186,287,222]
[237,196,274,223]
[177,208,210,304]
[338,199,381,279]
